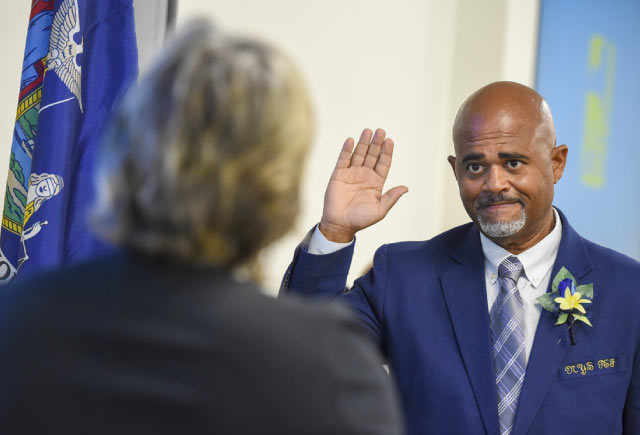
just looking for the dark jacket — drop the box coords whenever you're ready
[0,251,403,435]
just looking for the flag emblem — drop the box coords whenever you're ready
[45,0,83,112]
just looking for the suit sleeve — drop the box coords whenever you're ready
[280,227,390,353]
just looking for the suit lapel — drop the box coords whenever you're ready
[441,226,499,435]
[512,210,593,435]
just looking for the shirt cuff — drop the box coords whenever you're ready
[307,224,354,255]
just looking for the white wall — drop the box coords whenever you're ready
[176,0,455,290]
[0,1,539,294]
[176,0,540,293]
[134,0,169,75]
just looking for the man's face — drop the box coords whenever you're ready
[449,106,567,251]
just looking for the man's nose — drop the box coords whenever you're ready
[483,166,509,193]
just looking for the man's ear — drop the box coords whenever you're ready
[447,156,458,182]
[551,145,568,184]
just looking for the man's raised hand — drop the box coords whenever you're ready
[318,128,408,243]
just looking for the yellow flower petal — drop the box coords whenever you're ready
[578,299,592,304]
[554,297,565,304]
[574,292,582,299]
[574,304,586,314]
[559,302,571,310]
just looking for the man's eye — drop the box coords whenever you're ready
[506,160,522,169]
[467,163,483,174]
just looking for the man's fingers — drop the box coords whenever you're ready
[371,128,386,146]
[335,137,355,169]
[350,128,373,167]
[345,128,389,168]
[374,138,394,179]
[380,185,409,214]
[363,128,387,169]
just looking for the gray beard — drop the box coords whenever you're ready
[477,208,526,238]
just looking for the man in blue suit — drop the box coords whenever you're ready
[281,81,640,435]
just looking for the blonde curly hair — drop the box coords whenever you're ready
[92,20,313,270]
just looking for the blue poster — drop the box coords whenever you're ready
[537,0,640,260]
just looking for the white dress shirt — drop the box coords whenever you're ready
[307,209,563,365]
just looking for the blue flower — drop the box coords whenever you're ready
[558,278,576,296]
[537,267,595,339]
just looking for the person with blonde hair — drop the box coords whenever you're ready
[0,20,403,435]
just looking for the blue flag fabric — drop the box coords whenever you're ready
[0,0,138,282]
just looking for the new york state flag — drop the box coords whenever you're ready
[0,0,138,282]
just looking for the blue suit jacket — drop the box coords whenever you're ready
[281,211,640,435]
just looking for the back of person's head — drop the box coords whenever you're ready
[92,19,313,270]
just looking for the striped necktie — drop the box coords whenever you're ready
[490,256,525,435]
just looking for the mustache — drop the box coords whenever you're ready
[475,194,525,208]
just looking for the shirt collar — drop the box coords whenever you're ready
[480,208,563,288]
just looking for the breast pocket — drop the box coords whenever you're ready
[558,355,627,381]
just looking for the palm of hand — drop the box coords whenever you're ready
[319,128,408,242]
[324,166,387,232]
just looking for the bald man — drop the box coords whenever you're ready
[281,82,640,435]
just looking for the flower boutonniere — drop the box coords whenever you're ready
[537,267,593,345]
